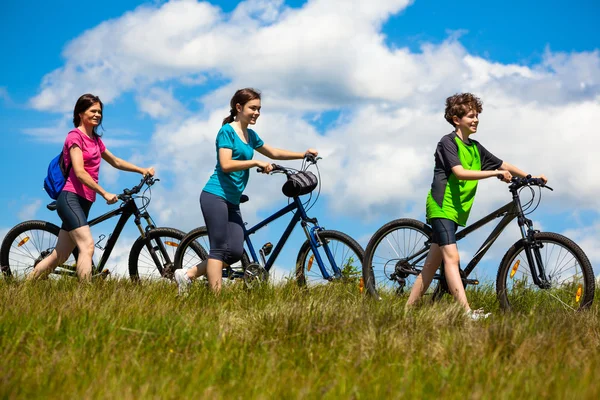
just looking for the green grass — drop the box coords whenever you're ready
[1,279,599,399]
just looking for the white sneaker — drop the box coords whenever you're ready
[466,308,491,321]
[174,269,191,296]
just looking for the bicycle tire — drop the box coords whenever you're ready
[362,219,433,299]
[0,220,78,279]
[128,227,204,281]
[496,231,595,312]
[296,230,365,287]
[173,226,250,282]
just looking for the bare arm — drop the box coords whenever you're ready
[70,146,117,204]
[451,165,506,181]
[255,144,317,160]
[101,149,154,176]
[498,161,527,178]
[219,148,272,173]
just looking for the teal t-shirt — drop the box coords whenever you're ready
[203,124,264,205]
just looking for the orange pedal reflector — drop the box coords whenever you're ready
[359,277,364,294]
[165,241,178,247]
[576,285,582,303]
[18,237,30,247]
[307,255,314,272]
[510,260,520,278]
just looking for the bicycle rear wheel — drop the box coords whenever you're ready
[173,226,249,282]
[296,230,364,287]
[0,220,78,279]
[496,232,595,312]
[128,227,204,281]
[362,219,434,299]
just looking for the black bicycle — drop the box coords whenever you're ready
[0,175,203,281]
[362,176,595,312]
[174,157,364,287]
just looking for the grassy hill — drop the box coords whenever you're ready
[1,279,599,399]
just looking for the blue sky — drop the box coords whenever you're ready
[1,0,599,281]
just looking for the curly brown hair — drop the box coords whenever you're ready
[444,93,483,127]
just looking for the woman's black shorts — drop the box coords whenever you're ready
[56,190,93,232]
[429,218,458,246]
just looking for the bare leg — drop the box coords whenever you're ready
[406,244,443,307]
[68,225,95,282]
[27,229,76,280]
[439,244,470,312]
[185,259,223,293]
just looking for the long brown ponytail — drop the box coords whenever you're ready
[222,88,261,126]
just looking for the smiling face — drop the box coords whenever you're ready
[453,109,479,135]
[236,99,261,125]
[79,102,103,128]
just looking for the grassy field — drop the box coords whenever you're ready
[1,279,599,399]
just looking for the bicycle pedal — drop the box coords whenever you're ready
[102,269,111,275]
[465,279,479,285]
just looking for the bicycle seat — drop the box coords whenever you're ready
[47,201,57,211]
[240,195,249,203]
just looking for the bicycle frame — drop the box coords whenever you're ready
[225,196,341,280]
[56,198,162,276]
[402,187,549,288]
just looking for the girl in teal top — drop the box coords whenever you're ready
[175,88,318,294]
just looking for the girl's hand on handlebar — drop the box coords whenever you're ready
[496,170,512,183]
[256,161,274,173]
[103,192,119,204]
[141,167,155,177]
[305,149,318,157]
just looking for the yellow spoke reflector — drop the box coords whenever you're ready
[165,241,179,247]
[359,277,364,294]
[307,255,314,272]
[576,285,582,303]
[510,260,520,278]
[18,237,30,247]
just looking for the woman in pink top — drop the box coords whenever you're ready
[28,94,155,282]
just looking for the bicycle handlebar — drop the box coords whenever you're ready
[256,154,321,174]
[117,175,159,201]
[508,175,553,191]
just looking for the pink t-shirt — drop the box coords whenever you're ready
[62,128,106,202]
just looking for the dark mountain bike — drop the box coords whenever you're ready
[362,176,595,312]
[174,157,364,287]
[1,176,203,281]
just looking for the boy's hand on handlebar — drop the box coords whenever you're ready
[305,149,318,158]
[496,170,512,183]
[256,161,274,173]
[141,167,155,177]
[532,174,547,184]
[103,192,118,204]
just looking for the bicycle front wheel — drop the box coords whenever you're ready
[496,232,595,312]
[0,220,78,279]
[128,227,204,281]
[362,219,433,299]
[296,230,364,287]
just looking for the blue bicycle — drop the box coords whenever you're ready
[173,158,364,287]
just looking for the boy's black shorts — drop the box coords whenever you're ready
[429,218,458,246]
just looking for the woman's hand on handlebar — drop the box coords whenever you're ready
[103,192,119,205]
[256,160,274,174]
[141,167,155,177]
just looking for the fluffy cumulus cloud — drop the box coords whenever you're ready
[27,0,600,262]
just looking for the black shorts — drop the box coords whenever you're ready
[430,218,458,246]
[56,191,93,232]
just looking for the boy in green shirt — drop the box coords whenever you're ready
[406,93,547,319]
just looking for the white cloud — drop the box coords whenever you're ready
[17,199,42,221]
[25,0,600,273]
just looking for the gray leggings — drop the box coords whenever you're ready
[200,191,245,265]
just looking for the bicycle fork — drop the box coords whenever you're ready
[519,219,551,289]
[300,220,342,281]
